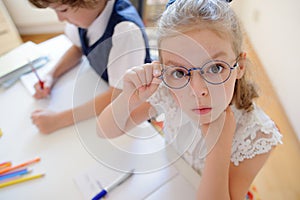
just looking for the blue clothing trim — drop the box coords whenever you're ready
[79,0,151,83]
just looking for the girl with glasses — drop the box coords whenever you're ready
[98,0,282,199]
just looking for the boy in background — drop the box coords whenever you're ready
[29,0,151,134]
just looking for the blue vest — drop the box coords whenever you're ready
[78,0,152,82]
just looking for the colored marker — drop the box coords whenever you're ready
[0,162,11,169]
[0,173,45,188]
[0,157,40,175]
[0,168,31,181]
[92,169,135,200]
[28,59,44,89]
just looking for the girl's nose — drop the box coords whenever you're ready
[189,71,208,97]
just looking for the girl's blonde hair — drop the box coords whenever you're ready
[28,0,104,9]
[157,0,258,112]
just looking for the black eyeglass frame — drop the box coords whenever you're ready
[159,59,239,89]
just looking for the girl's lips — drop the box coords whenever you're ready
[192,107,212,115]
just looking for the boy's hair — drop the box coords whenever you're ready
[28,0,103,9]
[157,0,258,112]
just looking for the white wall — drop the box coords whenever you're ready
[231,0,300,140]
[3,0,64,34]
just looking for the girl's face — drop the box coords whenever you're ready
[160,29,243,125]
[49,1,107,28]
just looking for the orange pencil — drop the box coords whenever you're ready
[0,162,12,169]
[0,157,40,175]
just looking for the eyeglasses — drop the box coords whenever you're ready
[159,59,239,89]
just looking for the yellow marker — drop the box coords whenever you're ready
[0,128,2,137]
[0,173,45,188]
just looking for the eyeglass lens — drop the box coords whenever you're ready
[162,60,232,89]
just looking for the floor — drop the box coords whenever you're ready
[245,38,300,200]
[21,33,61,44]
[21,33,300,200]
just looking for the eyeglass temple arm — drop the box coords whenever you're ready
[232,54,243,69]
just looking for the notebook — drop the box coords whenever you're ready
[74,163,178,200]
[19,34,73,95]
[0,41,49,88]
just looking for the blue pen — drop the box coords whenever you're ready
[92,169,134,200]
[0,168,30,181]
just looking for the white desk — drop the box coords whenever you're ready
[0,35,200,199]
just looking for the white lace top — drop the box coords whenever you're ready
[148,86,282,174]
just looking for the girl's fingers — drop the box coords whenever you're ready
[152,61,162,85]
[125,69,143,90]
[144,64,154,86]
[152,61,162,78]
[124,62,162,93]
[133,62,162,86]
[130,64,154,88]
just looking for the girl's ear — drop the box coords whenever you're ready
[236,52,247,79]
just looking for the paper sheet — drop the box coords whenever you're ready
[0,41,50,88]
[145,174,197,200]
[74,164,178,200]
[20,35,73,95]
[19,59,55,95]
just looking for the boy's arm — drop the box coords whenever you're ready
[31,87,120,134]
[50,45,82,79]
[56,87,121,128]
[72,86,121,121]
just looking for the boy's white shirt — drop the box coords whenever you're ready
[65,0,146,89]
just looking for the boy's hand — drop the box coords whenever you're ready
[33,75,54,99]
[31,109,61,134]
[123,61,162,107]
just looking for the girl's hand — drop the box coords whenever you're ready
[123,61,162,108]
[33,75,55,99]
[197,107,236,200]
[201,107,236,154]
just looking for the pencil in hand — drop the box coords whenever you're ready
[28,59,45,89]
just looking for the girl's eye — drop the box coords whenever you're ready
[171,68,187,79]
[207,64,224,74]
